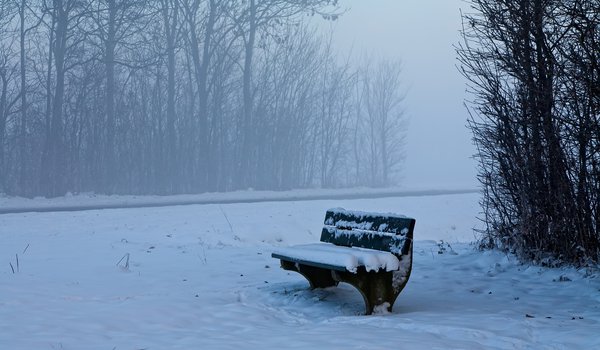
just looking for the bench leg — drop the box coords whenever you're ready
[280,260,339,289]
[332,270,399,315]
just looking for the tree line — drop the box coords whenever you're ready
[459,0,600,265]
[0,0,406,197]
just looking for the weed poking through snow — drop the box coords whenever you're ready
[9,244,29,273]
[116,253,130,271]
[437,240,458,255]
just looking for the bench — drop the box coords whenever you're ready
[272,208,415,315]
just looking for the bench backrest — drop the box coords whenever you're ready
[320,208,415,257]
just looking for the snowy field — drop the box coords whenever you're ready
[1,192,599,349]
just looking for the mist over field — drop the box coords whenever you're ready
[318,0,475,189]
[0,0,474,198]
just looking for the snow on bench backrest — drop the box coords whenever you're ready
[320,208,415,256]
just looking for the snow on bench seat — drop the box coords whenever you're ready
[272,208,415,314]
[272,243,400,274]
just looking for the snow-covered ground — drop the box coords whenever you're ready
[1,192,598,349]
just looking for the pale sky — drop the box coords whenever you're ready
[319,0,478,189]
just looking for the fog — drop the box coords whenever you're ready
[321,0,477,188]
[0,0,476,198]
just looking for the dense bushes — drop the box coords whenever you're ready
[459,0,600,265]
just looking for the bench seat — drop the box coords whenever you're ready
[272,208,415,315]
[272,243,400,273]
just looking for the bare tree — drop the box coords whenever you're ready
[40,0,92,197]
[86,0,148,193]
[316,43,354,188]
[0,2,18,193]
[181,0,223,191]
[18,0,27,193]
[358,58,406,186]
[228,0,340,189]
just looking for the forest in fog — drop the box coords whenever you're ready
[0,0,407,197]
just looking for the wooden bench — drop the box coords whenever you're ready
[272,208,415,315]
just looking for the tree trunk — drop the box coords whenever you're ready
[0,72,7,192]
[41,1,68,197]
[19,0,27,194]
[199,0,216,191]
[239,0,256,189]
[104,0,117,193]
[162,0,178,193]
[186,0,216,191]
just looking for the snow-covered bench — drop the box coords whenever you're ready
[272,208,415,314]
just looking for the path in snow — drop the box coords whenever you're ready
[0,187,476,214]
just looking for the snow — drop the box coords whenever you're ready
[393,254,412,291]
[0,186,475,214]
[328,207,409,220]
[1,192,599,349]
[272,243,400,273]
[328,218,377,231]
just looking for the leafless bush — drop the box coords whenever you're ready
[459,0,600,265]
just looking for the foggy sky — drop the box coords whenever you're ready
[320,0,477,189]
